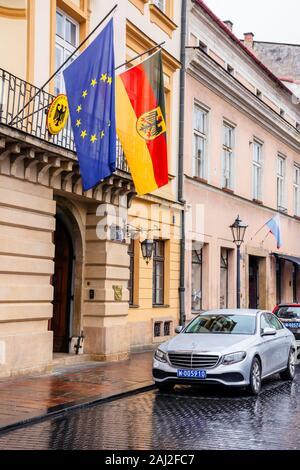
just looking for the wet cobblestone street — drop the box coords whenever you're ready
[1,368,300,450]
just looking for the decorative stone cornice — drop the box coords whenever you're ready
[0,124,136,208]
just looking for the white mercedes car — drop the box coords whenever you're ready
[153,309,297,395]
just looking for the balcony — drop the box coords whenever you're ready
[0,68,129,173]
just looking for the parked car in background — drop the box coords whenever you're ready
[273,304,300,358]
[153,309,297,396]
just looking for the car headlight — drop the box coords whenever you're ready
[222,351,246,365]
[154,348,168,363]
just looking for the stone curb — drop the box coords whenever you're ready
[0,383,156,435]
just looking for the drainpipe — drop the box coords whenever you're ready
[178,0,187,326]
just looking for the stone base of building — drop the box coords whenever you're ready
[0,331,53,379]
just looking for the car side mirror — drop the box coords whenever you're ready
[262,327,277,336]
[175,326,183,334]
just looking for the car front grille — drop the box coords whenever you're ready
[168,352,220,369]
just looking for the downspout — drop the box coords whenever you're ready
[178,0,187,326]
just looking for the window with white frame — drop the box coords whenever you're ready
[294,165,300,216]
[277,155,286,210]
[193,103,208,179]
[222,123,234,190]
[153,0,166,12]
[55,10,79,95]
[252,140,263,201]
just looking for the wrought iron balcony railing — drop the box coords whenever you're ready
[0,68,129,172]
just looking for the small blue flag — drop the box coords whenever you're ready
[266,214,282,249]
[63,19,116,191]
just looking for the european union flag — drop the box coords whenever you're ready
[63,19,116,191]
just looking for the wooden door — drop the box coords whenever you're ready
[51,218,73,352]
[249,256,259,309]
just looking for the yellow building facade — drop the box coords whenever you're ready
[0,0,182,377]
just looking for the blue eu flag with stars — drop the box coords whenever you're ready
[63,19,116,191]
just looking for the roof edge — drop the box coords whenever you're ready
[193,0,293,96]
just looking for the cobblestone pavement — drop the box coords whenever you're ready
[0,367,300,450]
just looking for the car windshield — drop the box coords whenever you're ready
[276,306,300,319]
[184,314,256,335]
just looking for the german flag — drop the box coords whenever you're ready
[116,51,168,195]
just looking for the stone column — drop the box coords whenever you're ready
[83,203,130,361]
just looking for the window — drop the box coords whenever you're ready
[252,140,263,200]
[153,0,166,12]
[294,165,300,216]
[128,240,135,306]
[266,313,283,330]
[220,248,229,309]
[154,321,162,337]
[222,123,234,190]
[153,241,165,306]
[55,10,79,95]
[199,40,208,53]
[261,313,283,331]
[227,64,234,75]
[192,243,202,311]
[277,155,286,210]
[193,104,208,179]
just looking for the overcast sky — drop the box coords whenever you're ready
[203,0,300,44]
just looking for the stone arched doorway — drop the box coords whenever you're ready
[50,199,84,354]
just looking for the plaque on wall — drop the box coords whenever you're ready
[113,285,123,301]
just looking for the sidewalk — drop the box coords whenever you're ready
[0,351,154,433]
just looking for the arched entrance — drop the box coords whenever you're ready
[51,216,74,352]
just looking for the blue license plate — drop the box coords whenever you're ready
[284,322,300,329]
[177,369,207,379]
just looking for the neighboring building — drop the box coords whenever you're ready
[241,33,300,95]
[184,0,300,319]
[0,0,182,377]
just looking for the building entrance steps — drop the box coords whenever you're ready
[0,351,154,433]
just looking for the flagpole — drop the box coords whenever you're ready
[9,4,118,126]
[250,222,267,241]
[115,41,166,71]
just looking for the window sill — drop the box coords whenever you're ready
[294,215,300,221]
[129,304,140,309]
[252,198,263,205]
[149,4,177,38]
[277,206,288,214]
[193,176,208,184]
[222,187,234,194]
[192,310,203,315]
[152,304,170,309]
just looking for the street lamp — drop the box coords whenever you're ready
[126,224,159,264]
[141,238,154,265]
[230,215,248,308]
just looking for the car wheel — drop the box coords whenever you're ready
[280,349,296,381]
[247,357,262,396]
[155,382,174,392]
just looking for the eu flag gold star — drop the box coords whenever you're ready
[76,119,81,127]
[82,90,88,98]
[77,105,82,113]
[91,78,97,87]
[107,76,112,85]
[80,130,87,139]
[101,73,107,82]
[100,130,105,139]
[90,134,98,143]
